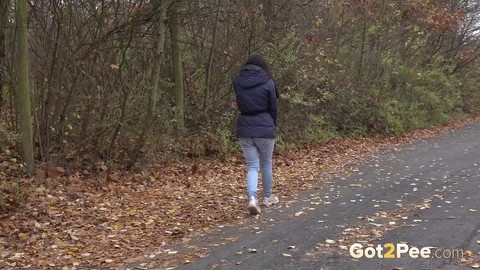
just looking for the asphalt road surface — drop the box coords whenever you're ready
[169,122,480,270]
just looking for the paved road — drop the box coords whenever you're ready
[170,122,480,270]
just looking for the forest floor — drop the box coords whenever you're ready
[1,115,480,270]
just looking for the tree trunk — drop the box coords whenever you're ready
[169,2,185,133]
[0,0,7,58]
[15,0,35,174]
[128,0,170,168]
[0,0,9,110]
[357,12,367,79]
[204,0,220,113]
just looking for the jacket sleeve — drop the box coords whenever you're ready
[267,80,278,126]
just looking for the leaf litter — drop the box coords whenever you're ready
[0,115,479,269]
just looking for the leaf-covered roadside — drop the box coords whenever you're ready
[1,116,479,270]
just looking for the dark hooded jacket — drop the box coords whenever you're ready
[233,64,277,138]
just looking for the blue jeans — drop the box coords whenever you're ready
[239,137,275,199]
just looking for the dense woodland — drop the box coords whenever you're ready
[1,0,480,174]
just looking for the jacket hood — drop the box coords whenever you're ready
[234,64,270,89]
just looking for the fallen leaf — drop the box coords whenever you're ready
[34,221,42,229]
[294,211,304,217]
[70,234,79,241]
[326,239,336,244]
[18,233,28,240]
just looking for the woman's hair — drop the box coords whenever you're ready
[244,53,278,97]
[245,53,272,77]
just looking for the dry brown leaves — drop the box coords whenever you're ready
[0,115,479,269]
[307,202,421,260]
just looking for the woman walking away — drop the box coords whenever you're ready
[233,53,280,215]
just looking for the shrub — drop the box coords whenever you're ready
[305,115,337,143]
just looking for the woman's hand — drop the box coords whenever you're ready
[229,101,238,110]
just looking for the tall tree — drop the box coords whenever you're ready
[15,0,34,174]
[169,2,185,132]
[128,0,171,168]
[0,0,9,109]
[204,0,220,112]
